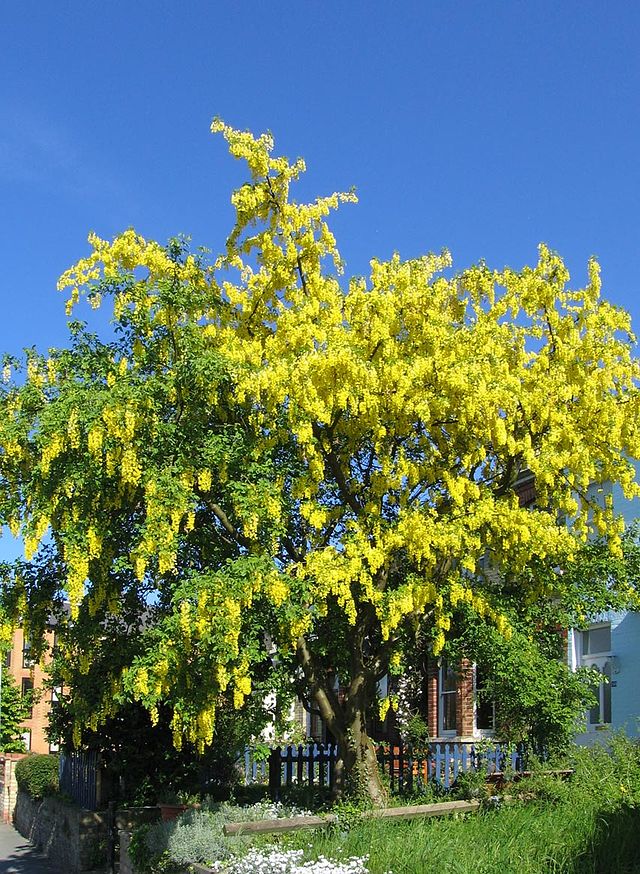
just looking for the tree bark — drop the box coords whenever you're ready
[297,630,389,807]
[331,693,388,806]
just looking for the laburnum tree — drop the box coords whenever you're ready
[1,121,639,803]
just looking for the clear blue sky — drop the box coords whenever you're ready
[1,0,639,558]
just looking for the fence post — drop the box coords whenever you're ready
[268,747,281,801]
[297,745,304,785]
[444,744,451,790]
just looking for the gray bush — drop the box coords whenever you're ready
[142,799,312,868]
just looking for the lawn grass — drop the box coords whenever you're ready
[135,739,640,873]
[283,797,640,874]
[274,737,640,874]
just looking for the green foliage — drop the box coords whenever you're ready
[402,715,430,747]
[512,771,572,805]
[131,799,312,873]
[0,668,33,752]
[450,768,490,801]
[15,753,59,799]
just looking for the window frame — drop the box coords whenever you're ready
[438,660,457,736]
[580,623,613,729]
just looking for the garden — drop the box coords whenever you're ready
[121,736,640,874]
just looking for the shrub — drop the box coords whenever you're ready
[512,772,572,805]
[132,799,314,872]
[15,754,59,799]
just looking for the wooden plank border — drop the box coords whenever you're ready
[223,799,479,836]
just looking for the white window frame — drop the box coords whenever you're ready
[438,660,457,736]
[580,623,613,729]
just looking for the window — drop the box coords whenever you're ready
[439,661,457,734]
[21,677,34,718]
[583,625,611,657]
[475,667,496,732]
[22,638,35,668]
[308,708,325,742]
[580,624,612,727]
[21,730,31,752]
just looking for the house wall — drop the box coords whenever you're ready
[573,463,639,744]
[571,610,640,744]
[4,626,56,754]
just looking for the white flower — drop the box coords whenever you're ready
[216,848,378,873]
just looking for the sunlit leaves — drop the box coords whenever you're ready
[0,120,638,751]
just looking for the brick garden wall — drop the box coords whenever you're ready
[0,753,26,823]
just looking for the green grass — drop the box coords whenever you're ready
[137,738,640,873]
[283,800,640,874]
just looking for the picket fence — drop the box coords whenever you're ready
[243,741,526,795]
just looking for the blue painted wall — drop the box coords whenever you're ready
[573,461,639,744]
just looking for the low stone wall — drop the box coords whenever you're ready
[14,790,110,872]
[118,808,163,874]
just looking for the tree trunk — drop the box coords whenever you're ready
[332,712,388,806]
[298,633,388,806]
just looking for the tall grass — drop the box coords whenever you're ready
[285,801,640,874]
[282,737,640,874]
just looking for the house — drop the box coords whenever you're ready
[300,464,640,749]
[2,624,58,754]
[568,473,640,744]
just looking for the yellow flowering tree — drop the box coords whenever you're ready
[1,120,640,803]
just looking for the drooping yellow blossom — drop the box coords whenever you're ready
[0,119,637,759]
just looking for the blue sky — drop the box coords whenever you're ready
[1,0,639,558]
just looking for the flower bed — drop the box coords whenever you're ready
[130,799,374,873]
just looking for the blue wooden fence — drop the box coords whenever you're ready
[378,741,526,793]
[253,741,526,795]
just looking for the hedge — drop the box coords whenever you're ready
[15,754,59,799]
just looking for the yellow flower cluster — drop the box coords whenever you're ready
[2,118,635,754]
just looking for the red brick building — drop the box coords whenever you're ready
[3,626,57,754]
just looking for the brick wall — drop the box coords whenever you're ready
[5,626,56,754]
[425,658,439,737]
[0,753,27,823]
[456,659,475,737]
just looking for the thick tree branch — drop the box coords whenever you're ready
[312,423,362,515]
[296,634,343,739]
[208,501,252,548]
